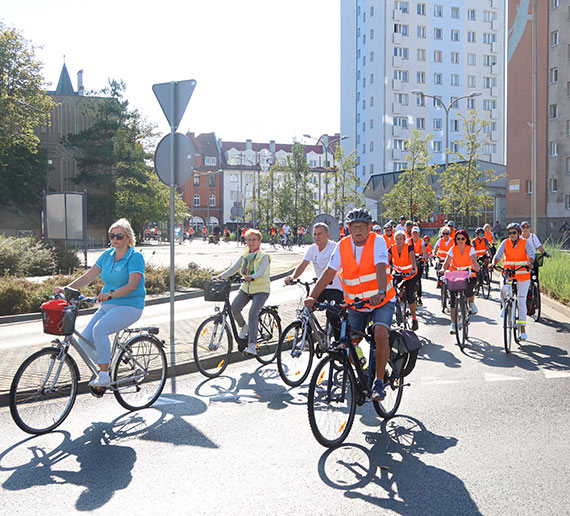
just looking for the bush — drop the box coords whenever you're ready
[540,241,570,305]
[0,236,56,276]
[51,243,82,273]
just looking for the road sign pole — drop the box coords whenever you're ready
[169,81,177,393]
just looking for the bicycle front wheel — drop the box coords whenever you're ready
[503,302,512,353]
[483,269,491,299]
[455,294,468,349]
[277,321,314,387]
[113,336,167,411]
[10,348,79,435]
[256,308,281,365]
[307,355,356,448]
[373,361,404,420]
[530,281,541,322]
[441,283,448,313]
[193,316,232,378]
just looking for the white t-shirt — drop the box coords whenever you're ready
[447,246,476,259]
[525,233,542,254]
[395,223,407,233]
[283,224,290,235]
[328,234,389,271]
[304,240,342,290]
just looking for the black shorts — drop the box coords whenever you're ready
[395,274,418,305]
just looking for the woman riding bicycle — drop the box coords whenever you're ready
[389,230,419,330]
[54,218,145,388]
[442,229,480,335]
[215,229,271,356]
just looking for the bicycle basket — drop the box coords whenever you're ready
[41,299,77,336]
[535,253,545,267]
[203,280,231,301]
[444,270,470,292]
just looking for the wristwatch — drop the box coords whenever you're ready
[377,289,386,294]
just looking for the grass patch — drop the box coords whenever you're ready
[539,241,570,305]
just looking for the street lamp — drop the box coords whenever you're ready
[303,134,349,213]
[411,90,481,170]
[15,100,51,192]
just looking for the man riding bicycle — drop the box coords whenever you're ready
[305,208,396,401]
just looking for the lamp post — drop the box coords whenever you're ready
[411,90,481,170]
[15,100,51,192]
[303,134,348,213]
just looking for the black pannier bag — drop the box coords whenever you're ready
[389,328,423,377]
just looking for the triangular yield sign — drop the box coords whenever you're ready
[152,79,197,130]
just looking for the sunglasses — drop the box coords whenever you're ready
[109,233,125,240]
[442,232,450,235]
[508,231,519,235]
[456,237,466,241]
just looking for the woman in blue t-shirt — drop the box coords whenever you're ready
[55,218,146,388]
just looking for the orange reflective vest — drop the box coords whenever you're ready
[449,245,477,277]
[503,238,531,281]
[338,233,395,310]
[473,238,488,257]
[390,244,416,278]
[484,230,494,244]
[425,242,433,255]
[407,237,423,258]
[340,227,346,238]
[450,228,456,239]
[383,233,395,249]
[437,238,454,260]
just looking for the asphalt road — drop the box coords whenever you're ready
[0,270,569,516]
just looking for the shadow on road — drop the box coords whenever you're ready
[317,415,482,516]
[415,337,462,369]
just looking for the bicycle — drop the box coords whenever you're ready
[193,278,282,378]
[307,299,420,448]
[280,235,292,251]
[494,265,529,353]
[475,256,492,299]
[444,270,472,350]
[276,279,335,387]
[392,272,411,329]
[436,259,451,313]
[9,287,167,435]
[528,253,546,322]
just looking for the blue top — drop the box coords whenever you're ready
[94,247,146,309]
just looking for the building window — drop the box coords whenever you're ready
[483,33,496,44]
[483,10,497,22]
[567,82,570,96]
[434,118,442,130]
[394,47,409,59]
[549,178,558,192]
[550,67,559,83]
[230,174,238,183]
[370,51,374,61]
[205,156,217,166]
[416,117,425,129]
[370,73,374,84]
[566,195,570,210]
[362,99,366,109]
[417,25,426,38]
[467,31,476,43]
[434,73,443,85]
[434,50,442,62]
[193,194,200,206]
[566,120,570,135]
[193,175,200,186]
[417,71,426,83]
[550,104,558,119]
[467,53,476,65]
[394,93,409,105]
[417,3,426,15]
[451,6,460,18]
[370,96,374,107]
[434,4,443,17]
[395,1,409,13]
[362,55,366,65]
[451,119,459,132]
[394,139,407,150]
[451,51,459,64]
[468,75,476,87]
[208,174,215,187]
[451,74,459,86]
[394,116,409,128]
[370,119,374,129]
[551,0,559,8]
[550,141,558,156]
[483,77,497,89]
[451,30,460,41]
[526,180,532,194]
[551,30,559,46]
[370,141,374,151]
[362,122,366,132]
[370,5,374,16]
[416,94,425,106]
[209,194,216,207]
[566,157,570,172]
[433,141,442,152]
[467,97,476,109]
[393,162,407,171]
[362,77,366,87]
[434,27,443,40]
[394,24,409,36]
[394,70,409,82]
[370,28,374,39]
[451,141,460,153]
[370,163,374,174]
[417,48,426,61]
[433,96,442,107]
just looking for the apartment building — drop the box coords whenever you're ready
[341,0,506,188]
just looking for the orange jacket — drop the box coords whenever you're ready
[337,233,395,310]
[503,238,531,281]
[390,244,416,278]
[383,234,395,249]
[437,238,454,260]
[449,245,476,277]
[473,238,488,257]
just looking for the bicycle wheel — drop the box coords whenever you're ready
[10,348,79,435]
[308,355,356,448]
[394,298,404,327]
[113,336,167,411]
[193,316,232,378]
[373,361,404,420]
[276,321,314,387]
[455,294,468,349]
[256,308,281,365]
[513,301,522,345]
[530,281,541,322]
[483,269,491,299]
[441,282,448,313]
[503,302,512,353]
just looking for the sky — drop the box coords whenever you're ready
[1,0,340,144]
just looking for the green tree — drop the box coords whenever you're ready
[274,142,315,227]
[439,111,497,229]
[255,165,278,230]
[382,130,436,222]
[325,146,363,221]
[0,24,55,212]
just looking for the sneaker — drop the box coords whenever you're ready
[500,308,505,318]
[243,343,258,356]
[449,323,456,335]
[411,318,419,331]
[238,325,248,339]
[89,371,111,388]
[416,298,423,307]
[470,302,478,315]
[520,332,528,341]
[370,380,386,401]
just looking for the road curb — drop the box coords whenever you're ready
[540,293,570,321]
[0,268,296,326]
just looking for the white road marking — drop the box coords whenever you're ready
[542,370,570,379]
[484,372,523,382]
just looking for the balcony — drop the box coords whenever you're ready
[491,19,500,31]
[491,87,499,97]
[490,131,499,142]
[392,148,403,160]
[393,32,402,44]
[393,9,403,21]
[393,56,402,68]
[491,64,499,75]
[392,79,401,90]
[491,109,498,119]
[392,102,401,114]
[393,125,402,137]
[491,41,500,53]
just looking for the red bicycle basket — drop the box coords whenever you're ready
[41,299,76,336]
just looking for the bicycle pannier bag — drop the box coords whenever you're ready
[389,328,423,377]
[444,270,470,292]
[203,280,231,301]
[41,299,77,336]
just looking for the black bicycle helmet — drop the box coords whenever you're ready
[475,227,484,235]
[345,208,373,224]
[448,220,455,227]
[507,222,522,233]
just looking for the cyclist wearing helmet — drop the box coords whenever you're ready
[448,221,456,239]
[423,235,433,263]
[373,224,382,234]
[492,223,535,340]
[408,226,427,306]
[383,223,395,249]
[521,221,550,280]
[305,208,396,401]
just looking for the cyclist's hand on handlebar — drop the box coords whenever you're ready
[284,276,293,285]
[369,293,386,306]
[304,296,316,310]
[243,275,253,283]
[54,286,65,295]
[97,291,113,302]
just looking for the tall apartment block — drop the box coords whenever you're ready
[341,0,506,185]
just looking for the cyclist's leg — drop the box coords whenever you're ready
[318,288,344,340]
[91,305,143,370]
[416,262,423,302]
[231,290,250,329]
[404,276,417,317]
[517,279,530,335]
[79,307,106,362]
[247,292,269,345]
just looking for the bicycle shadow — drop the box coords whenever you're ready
[415,337,462,369]
[538,316,570,334]
[318,415,482,515]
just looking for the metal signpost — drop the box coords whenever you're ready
[153,79,196,392]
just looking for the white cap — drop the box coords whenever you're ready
[412,226,421,233]
[373,225,381,231]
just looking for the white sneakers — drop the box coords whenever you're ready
[470,302,478,314]
[238,325,248,339]
[243,343,258,355]
[89,371,111,388]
